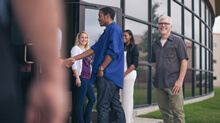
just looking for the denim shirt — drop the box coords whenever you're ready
[151,34,189,88]
[91,22,124,88]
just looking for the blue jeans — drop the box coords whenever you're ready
[96,77,125,123]
[74,77,96,123]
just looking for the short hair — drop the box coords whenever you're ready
[100,7,115,20]
[158,15,172,25]
[74,31,90,50]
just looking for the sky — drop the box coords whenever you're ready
[213,15,220,33]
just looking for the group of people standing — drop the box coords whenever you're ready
[67,6,188,123]
[0,0,188,122]
[68,6,188,123]
[69,7,139,123]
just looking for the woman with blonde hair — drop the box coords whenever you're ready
[71,31,96,123]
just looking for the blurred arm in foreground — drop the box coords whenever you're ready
[11,0,68,122]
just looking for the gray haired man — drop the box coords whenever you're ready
[151,15,188,123]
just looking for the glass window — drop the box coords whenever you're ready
[85,9,117,46]
[134,65,148,106]
[125,19,148,61]
[125,19,149,106]
[202,47,205,70]
[82,0,120,8]
[201,23,205,45]
[85,9,106,46]
[194,43,200,69]
[194,0,200,17]
[202,72,206,94]
[209,31,212,49]
[206,50,209,70]
[185,40,192,68]
[194,17,200,42]
[208,11,211,27]
[185,10,192,38]
[206,7,209,25]
[206,28,209,47]
[171,1,182,34]
[185,70,192,98]
[152,27,160,42]
[195,71,200,96]
[152,0,167,24]
[185,0,192,10]
[207,73,210,91]
[152,66,157,103]
[201,0,205,21]
[125,0,148,21]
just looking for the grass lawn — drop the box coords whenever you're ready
[139,87,220,123]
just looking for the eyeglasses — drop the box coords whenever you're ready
[158,22,170,26]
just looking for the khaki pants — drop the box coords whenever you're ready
[156,87,185,123]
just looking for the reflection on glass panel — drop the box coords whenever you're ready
[152,64,157,103]
[207,73,210,91]
[185,10,192,38]
[82,0,120,8]
[195,71,200,96]
[194,43,200,69]
[185,70,192,98]
[206,28,209,47]
[209,31,212,49]
[206,50,209,70]
[185,0,192,10]
[209,11,211,27]
[152,27,160,41]
[152,0,167,24]
[125,19,149,106]
[134,65,148,106]
[194,0,200,16]
[201,0,205,21]
[201,24,205,45]
[125,0,148,21]
[85,9,106,46]
[202,72,206,94]
[171,1,181,34]
[206,8,209,25]
[152,86,157,103]
[202,48,205,70]
[85,9,117,46]
[185,40,192,68]
[194,17,200,42]
[125,19,148,61]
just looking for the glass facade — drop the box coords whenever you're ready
[152,0,167,25]
[67,0,214,107]
[125,0,148,21]
[171,0,182,34]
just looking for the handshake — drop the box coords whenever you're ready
[62,57,76,67]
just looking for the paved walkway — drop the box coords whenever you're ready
[133,117,163,123]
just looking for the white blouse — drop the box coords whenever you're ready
[124,51,137,80]
[71,45,83,76]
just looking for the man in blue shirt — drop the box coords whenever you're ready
[67,7,125,123]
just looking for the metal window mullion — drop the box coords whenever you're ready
[147,0,152,105]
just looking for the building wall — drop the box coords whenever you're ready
[209,0,216,14]
[213,33,220,87]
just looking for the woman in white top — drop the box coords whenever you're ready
[71,31,96,123]
[121,29,139,123]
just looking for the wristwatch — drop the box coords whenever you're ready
[99,66,104,71]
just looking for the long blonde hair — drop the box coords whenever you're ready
[74,31,90,50]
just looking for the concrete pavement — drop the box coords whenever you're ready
[133,116,163,123]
